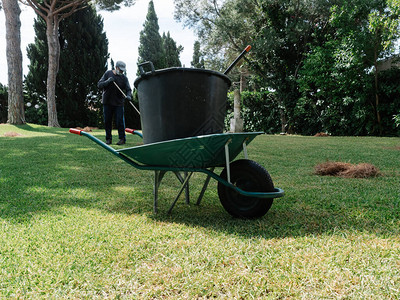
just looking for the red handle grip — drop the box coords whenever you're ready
[245,45,251,52]
[69,128,82,135]
[125,128,135,134]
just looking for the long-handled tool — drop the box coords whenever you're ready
[223,45,251,75]
[113,81,140,115]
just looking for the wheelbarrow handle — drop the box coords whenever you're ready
[69,128,82,135]
[125,128,143,139]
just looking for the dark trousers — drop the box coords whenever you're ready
[103,104,125,141]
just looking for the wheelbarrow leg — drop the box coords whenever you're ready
[174,171,190,204]
[196,167,215,206]
[154,170,167,213]
[168,172,193,214]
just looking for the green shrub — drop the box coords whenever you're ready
[225,90,281,133]
[0,84,7,123]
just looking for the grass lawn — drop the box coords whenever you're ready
[0,123,399,298]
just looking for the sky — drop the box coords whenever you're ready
[0,0,197,86]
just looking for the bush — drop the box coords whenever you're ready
[0,84,7,123]
[224,90,281,133]
[377,68,400,136]
[24,92,48,125]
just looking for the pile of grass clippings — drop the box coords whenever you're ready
[315,161,380,178]
[314,132,330,137]
[75,126,98,132]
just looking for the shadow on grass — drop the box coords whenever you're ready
[0,123,67,136]
[146,186,400,239]
[1,125,399,239]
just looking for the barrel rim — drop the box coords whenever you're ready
[134,67,232,88]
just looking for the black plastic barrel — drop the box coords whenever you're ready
[134,65,231,144]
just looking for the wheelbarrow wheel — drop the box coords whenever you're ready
[218,159,274,219]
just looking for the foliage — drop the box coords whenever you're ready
[191,41,205,68]
[224,90,281,133]
[175,0,400,136]
[376,67,400,135]
[21,0,135,127]
[162,31,183,67]
[137,1,182,71]
[94,0,136,11]
[296,38,373,136]
[175,0,337,132]
[367,0,400,58]
[137,0,165,70]
[25,5,108,127]
[0,84,7,123]
[297,0,400,136]
[296,65,400,136]
[1,124,400,297]
[394,114,400,127]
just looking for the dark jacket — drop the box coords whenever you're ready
[98,70,132,106]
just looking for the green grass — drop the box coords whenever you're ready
[0,123,399,298]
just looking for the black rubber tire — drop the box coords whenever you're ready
[217,159,274,219]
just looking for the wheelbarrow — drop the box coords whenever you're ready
[69,45,284,218]
[69,128,284,218]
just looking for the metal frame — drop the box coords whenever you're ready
[70,129,284,214]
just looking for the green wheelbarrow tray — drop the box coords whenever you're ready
[119,132,260,168]
[69,128,284,218]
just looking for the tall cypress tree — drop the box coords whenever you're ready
[25,5,108,127]
[191,41,205,68]
[137,0,165,70]
[162,31,183,67]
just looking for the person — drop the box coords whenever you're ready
[98,61,132,145]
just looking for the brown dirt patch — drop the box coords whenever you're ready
[3,132,22,137]
[383,146,400,151]
[314,161,380,178]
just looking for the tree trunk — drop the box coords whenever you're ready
[230,89,243,132]
[46,16,61,127]
[373,30,382,136]
[374,53,382,136]
[280,107,286,133]
[3,0,25,124]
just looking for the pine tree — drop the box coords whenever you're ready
[162,31,183,67]
[191,41,205,68]
[137,0,165,70]
[25,5,108,127]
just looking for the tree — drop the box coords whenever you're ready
[2,0,25,124]
[19,0,136,127]
[137,0,165,70]
[366,0,400,134]
[175,0,336,133]
[20,0,87,127]
[162,31,183,67]
[25,5,108,127]
[175,0,252,71]
[298,0,400,135]
[191,41,205,68]
[137,1,182,70]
